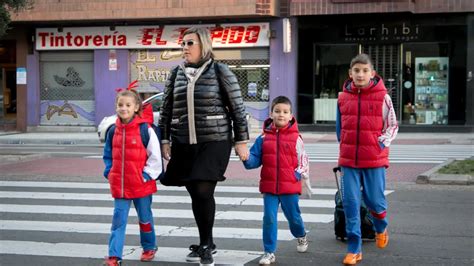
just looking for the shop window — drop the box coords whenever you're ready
[313,44,358,123]
[218,59,270,102]
[401,43,449,125]
[130,50,270,102]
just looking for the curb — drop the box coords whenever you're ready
[0,139,101,145]
[416,158,473,185]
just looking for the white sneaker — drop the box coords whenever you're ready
[258,252,276,265]
[296,235,308,253]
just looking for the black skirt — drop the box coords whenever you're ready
[160,140,232,186]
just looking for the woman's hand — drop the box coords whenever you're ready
[161,143,171,161]
[234,143,249,161]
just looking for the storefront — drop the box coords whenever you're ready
[297,13,471,130]
[29,23,270,127]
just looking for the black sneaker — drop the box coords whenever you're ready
[185,244,217,262]
[199,246,214,266]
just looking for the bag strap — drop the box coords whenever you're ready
[106,124,116,143]
[139,123,151,148]
[213,62,231,109]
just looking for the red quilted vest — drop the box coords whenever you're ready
[108,112,157,199]
[260,117,302,195]
[337,75,390,168]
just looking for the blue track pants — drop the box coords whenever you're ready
[108,195,156,259]
[263,193,306,253]
[341,167,388,254]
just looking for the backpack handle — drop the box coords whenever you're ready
[333,166,342,199]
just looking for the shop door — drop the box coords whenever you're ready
[39,52,95,126]
[0,67,17,125]
[313,44,358,123]
[0,40,16,129]
[362,44,401,119]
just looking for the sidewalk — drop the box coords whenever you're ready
[0,130,472,145]
[0,130,472,185]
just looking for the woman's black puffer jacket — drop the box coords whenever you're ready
[159,60,249,144]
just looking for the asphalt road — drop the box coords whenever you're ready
[0,143,473,265]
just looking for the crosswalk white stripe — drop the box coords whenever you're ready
[0,240,259,265]
[0,220,296,241]
[228,156,465,163]
[0,181,343,195]
[0,190,394,207]
[287,159,446,164]
[0,191,336,208]
[0,204,334,223]
[0,181,397,263]
[91,154,468,162]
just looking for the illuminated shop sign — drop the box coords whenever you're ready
[344,22,420,42]
[36,23,270,50]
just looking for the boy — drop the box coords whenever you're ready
[242,96,310,265]
[336,53,398,265]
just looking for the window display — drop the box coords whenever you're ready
[414,57,448,125]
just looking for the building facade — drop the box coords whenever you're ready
[1,0,473,132]
[293,0,474,132]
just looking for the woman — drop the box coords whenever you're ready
[159,27,249,266]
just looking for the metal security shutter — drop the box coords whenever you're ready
[39,52,95,126]
[363,45,401,118]
[215,48,269,102]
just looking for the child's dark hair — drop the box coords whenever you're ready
[115,89,143,115]
[350,53,374,69]
[271,96,292,112]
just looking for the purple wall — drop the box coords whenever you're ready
[269,18,298,116]
[26,52,40,126]
[94,49,129,125]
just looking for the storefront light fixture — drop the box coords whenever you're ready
[57,27,63,33]
[240,64,270,68]
[283,18,291,53]
[109,26,116,31]
[229,65,270,69]
[228,65,270,69]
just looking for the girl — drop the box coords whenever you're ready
[103,85,162,266]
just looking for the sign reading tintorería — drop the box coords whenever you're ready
[36,23,269,50]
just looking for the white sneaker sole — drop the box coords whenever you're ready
[259,260,276,265]
[297,245,308,253]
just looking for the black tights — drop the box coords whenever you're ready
[186,181,217,247]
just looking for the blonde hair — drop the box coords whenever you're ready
[183,27,215,60]
[115,90,143,115]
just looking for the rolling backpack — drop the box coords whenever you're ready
[333,166,376,241]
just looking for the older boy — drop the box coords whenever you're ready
[336,53,398,265]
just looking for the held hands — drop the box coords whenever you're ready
[161,143,171,161]
[234,143,249,161]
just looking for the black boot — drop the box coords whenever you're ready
[199,245,215,266]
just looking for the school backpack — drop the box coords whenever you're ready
[333,167,376,241]
[106,117,164,180]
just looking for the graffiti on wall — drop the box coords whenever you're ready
[40,63,95,126]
